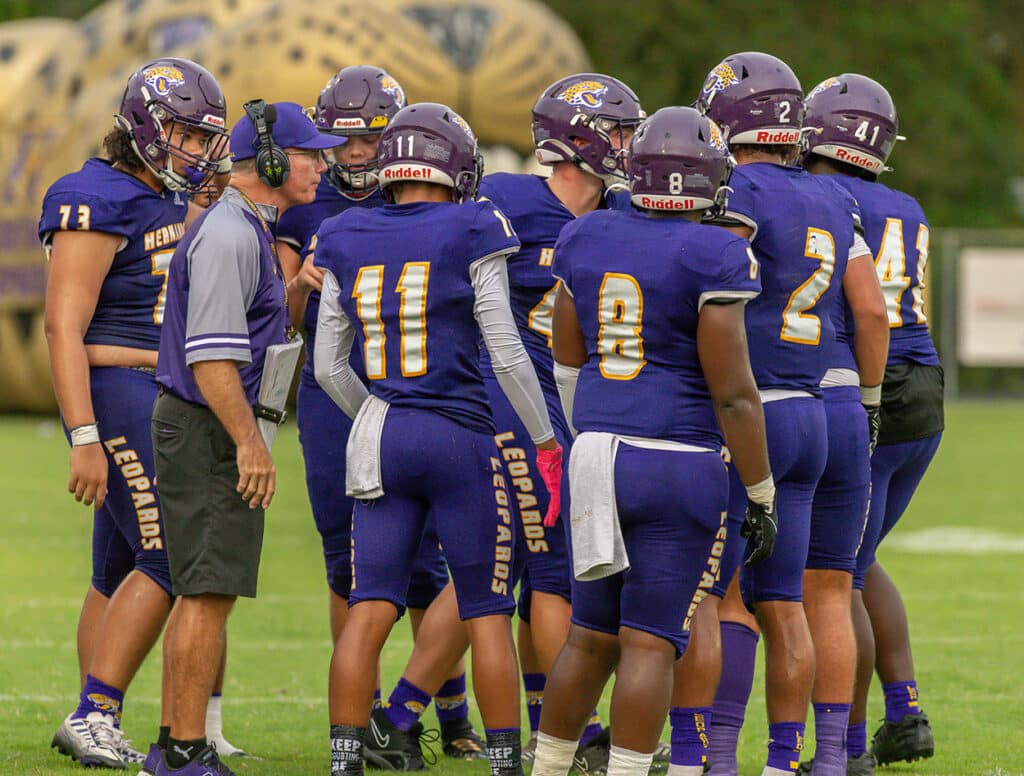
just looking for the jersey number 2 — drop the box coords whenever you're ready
[353,262,430,379]
[780,227,836,346]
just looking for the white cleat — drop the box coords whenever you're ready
[51,712,127,769]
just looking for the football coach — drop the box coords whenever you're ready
[150,101,343,775]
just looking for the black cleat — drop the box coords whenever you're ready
[363,708,427,771]
[440,718,486,760]
[797,752,875,775]
[572,727,610,775]
[870,712,934,765]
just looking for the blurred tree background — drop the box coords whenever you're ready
[3,0,1022,393]
[4,0,1021,229]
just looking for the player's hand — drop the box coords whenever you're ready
[236,438,276,509]
[864,403,881,455]
[69,443,108,509]
[536,441,564,527]
[295,253,324,293]
[741,494,777,566]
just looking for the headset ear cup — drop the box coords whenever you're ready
[255,144,290,188]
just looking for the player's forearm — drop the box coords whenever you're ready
[192,360,263,448]
[715,393,771,487]
[852,310,890,388]
[45,327,97,428]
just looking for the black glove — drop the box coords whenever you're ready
[741,493,777,566]
[864,403,881,455]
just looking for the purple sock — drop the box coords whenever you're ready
[846,720,867,758]
[882,680,921,722]
[766,721,805,773]
[523,673,545,733]
[73,675,124,726]
[580,710,603,746]
[708,621,758,776]
[434,674,469,724]
[810,703,849,775]
[372,687,383,710]
[384,678,431,732]
[669,706,712,767]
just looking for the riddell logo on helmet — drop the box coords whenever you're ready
[639,196,694,210]
[382,166,433,180]
[334,117,366,129]
[755,130,801,143]
[202,114,225,127]
[834,148,883,172]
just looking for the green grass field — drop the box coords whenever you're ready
[1,402,1022,776]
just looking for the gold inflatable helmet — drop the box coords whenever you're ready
[375,0,590,151]
[0,19,86,123]
[177,0,461,126]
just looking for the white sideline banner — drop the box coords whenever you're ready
[959,248,1024,366]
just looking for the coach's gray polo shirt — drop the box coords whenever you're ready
[157,187,289,406]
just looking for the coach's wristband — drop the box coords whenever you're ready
[70,423,101,447]
[745,475,775,507]
[860,384,882,406]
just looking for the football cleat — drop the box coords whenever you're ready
[154,744,236,775]
[870,712,934,765]
[522,731,539,765]
[649,740,671,773]
[207,736,259,759]
[137,743,161,775]
[51,712,127,769]
[572,727,610,775]
[363,707,427,771]
[796,752,875,775]
[440,718,486,760]
[109,726,146,766]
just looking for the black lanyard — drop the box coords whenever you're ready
[235,188,296,340]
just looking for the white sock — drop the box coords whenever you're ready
[608,744,654,776]
[530,732,578,776]
[667,765,707,776]
[761,767,795,776]
[205,695,245,756]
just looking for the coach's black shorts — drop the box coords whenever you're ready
[152,389,265,598]
[878,363,944,447]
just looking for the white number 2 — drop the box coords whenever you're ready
[779,100,791,124]
[780,227,836,345]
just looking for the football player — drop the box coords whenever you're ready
[275,66,484,765]
[40,58,228,769]
[479,71,644,769]
[314,102,562,776]
[803,73,942,772]
[528,105,773,776]
[692,52,871,776]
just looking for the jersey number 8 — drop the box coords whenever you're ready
[597,272,646,380]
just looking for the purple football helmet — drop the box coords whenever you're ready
[314,65,407,191]
[115,57,228,192]
[697,52,803,147]
[532,73,645,185]
[377,103,483,203]
[628,107,734,214]
[803,73,900,177]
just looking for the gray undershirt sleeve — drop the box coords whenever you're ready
[471,252,554,445]
[314,269,369,418]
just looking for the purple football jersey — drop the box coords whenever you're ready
[720,163,859,392]
[477,173,627,408]
[39,158,187,349]
[553,207,761,449]
[831,176,939,366]
[277,177,385,377]
[314,199,521,434]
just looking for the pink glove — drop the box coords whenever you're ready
[536,443,564,527]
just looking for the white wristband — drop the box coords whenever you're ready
[860,384,882,406]
[745,475,775,506]
[70,423,101,447]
